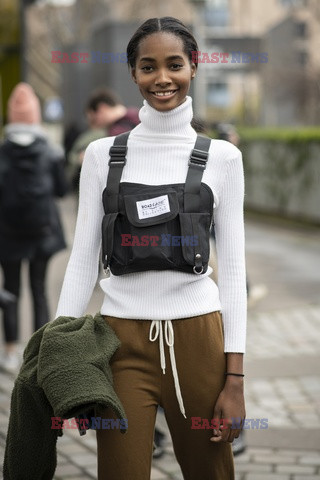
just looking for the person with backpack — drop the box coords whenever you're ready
[0,82,68,373]
[56,17,246,479]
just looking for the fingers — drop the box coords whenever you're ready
[227,417,244,443]
[210,406,222,441]
[227,427,241,443]
[210,416,229,442]
[220,417,233,443]
[210,418,244,443]
[210,431,223,442]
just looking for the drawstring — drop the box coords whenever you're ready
[149,320,186,419]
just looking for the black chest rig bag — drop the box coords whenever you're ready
[101,131,214,276]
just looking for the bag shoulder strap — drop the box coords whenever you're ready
[184,135,211,213]
[105,131,131,212]
[105,132,211,213]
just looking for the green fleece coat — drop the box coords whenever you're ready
[3,313,127,480]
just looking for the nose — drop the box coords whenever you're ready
[155,68,172,86]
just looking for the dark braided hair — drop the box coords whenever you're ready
[127,17,199,69]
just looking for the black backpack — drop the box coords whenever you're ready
[0,146,53,238]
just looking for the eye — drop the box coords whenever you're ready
[141,65,154,72]
[170,63,183,70]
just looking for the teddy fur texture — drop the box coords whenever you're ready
[3,313,126,480]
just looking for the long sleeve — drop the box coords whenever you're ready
[3,378,59,480]
[55,142,104,318]
[214,152,247,352]
[3,324,59,480]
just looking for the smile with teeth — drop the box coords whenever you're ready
[153,90,177,96]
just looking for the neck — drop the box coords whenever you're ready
[135,96,195,137]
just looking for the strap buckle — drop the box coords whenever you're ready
[108,145,127,166]
[193,252,204,274]
[188,148,208,170]
[103,255,111,277]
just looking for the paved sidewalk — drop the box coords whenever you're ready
[1,305,320,479]
[1,197,320,479]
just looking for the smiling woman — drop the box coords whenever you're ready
[127,17,197,112]
[130,32,196,111]
[55,16,247,480]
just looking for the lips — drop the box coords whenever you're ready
[151,90,178,97]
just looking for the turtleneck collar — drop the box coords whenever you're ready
[133,95,196,139]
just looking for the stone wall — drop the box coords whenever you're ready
[241,140,320,224]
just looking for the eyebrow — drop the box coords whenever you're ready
[139,55,185,63]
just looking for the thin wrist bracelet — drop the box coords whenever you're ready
[225,372,245,377]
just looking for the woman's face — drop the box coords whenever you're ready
[131,32,196,112]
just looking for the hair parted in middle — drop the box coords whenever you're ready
[126,17,199,69]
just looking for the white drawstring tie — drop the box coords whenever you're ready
[149,320,186,418]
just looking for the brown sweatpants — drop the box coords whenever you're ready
[96,312,234,480]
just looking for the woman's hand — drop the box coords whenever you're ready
[210,375,246,443]
[210,353,246,443]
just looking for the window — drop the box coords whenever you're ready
[207,82,230,107]
[204,0,229,27]
[279,0,304,6]
[294,22,307,37]
[296,50,308,65]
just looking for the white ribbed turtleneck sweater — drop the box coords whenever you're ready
[56,96,247,353]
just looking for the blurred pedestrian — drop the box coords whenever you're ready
[63,120,86,161]
[0,82,68,372]
[68,88,139,191]
[56,17,246,479]
[0,289,18,370]
[0,289,17,311]
[216,123,240,147]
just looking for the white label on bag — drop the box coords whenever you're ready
[136,195,170,219]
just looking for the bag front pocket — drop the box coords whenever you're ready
[101,212,118,269]
[122,191,180,269]
[179,212,211,273]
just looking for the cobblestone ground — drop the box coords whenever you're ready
[1,198,320,479]
[245,306,320,431]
